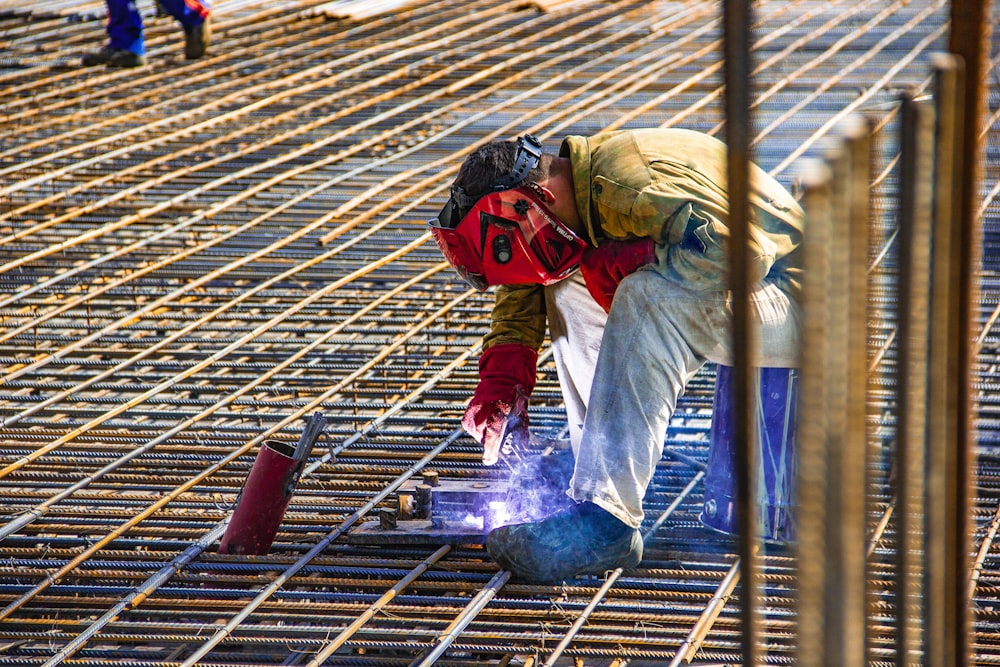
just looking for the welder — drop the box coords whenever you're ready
[82,0,211,68]
[428,129,804,583]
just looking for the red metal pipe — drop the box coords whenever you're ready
[218,439,305,556]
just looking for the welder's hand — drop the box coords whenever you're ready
[477,389,529,467]
[580,237,656,312]
[462,343,537,465]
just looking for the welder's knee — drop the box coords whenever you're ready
[612,269,715,318]
[611,268,671,309]
[609,269,731,365]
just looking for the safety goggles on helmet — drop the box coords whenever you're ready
[429,134,587,290]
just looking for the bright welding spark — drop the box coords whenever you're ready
[488,500,513,528]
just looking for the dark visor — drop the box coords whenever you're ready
[429,201,488,291]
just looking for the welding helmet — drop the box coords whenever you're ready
[429,134,587,290]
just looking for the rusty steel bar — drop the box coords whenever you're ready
[926,49,968,667]
[410,569,513,667]
[969,502,1000,604]
[722,2,762,666]
[894,90,935,665]
[796,158,833,667]
[851,118,878,667]
[828,116,873,667]
[302,544,453,666]
[934,52,967,667]
[0,275,474,620]
[947,1,991,663]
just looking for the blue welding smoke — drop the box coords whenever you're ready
[481,448,577,531]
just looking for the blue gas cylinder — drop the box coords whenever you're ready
[700,365,799,542]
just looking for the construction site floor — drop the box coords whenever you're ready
[1,1,999,665]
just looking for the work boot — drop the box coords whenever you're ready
[486,501,642,583]
[184,16,211,60]
[82,46,145,68]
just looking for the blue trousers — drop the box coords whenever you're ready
[106,0,210,55]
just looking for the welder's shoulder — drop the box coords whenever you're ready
[585,128,727,185]
[576,129,726,240]
[594,127,722,155]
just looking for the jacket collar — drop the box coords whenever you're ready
[559,135,602,246]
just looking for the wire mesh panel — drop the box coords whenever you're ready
[0,1,997,665]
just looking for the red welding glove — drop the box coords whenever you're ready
[580,237,656,312]
[462,342,537,466]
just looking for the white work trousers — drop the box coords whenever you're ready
[544,268,801,528]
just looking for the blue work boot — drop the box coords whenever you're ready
[82,46,145,68]
[184,16,211,59]
[486,501,642,583]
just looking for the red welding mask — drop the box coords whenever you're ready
[429,135,587,290]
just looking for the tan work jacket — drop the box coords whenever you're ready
[483,128,805,352]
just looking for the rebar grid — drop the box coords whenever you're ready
[0,0,998,665]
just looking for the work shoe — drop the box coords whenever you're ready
[82,46,145,68]
[486,501,642,583]
[184,17,211,60]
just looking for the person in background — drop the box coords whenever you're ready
[428,129,804,583]
[83,0,211,68]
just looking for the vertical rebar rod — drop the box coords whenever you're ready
[894,90,935,665]
[825,115,872,667]
[847,116,875,667]
[796,159,833,667]
[925,54,962,665]
[796,115,875,667]
[925,50,968,667]
[722,1,760,664]
[947,2,991,663]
